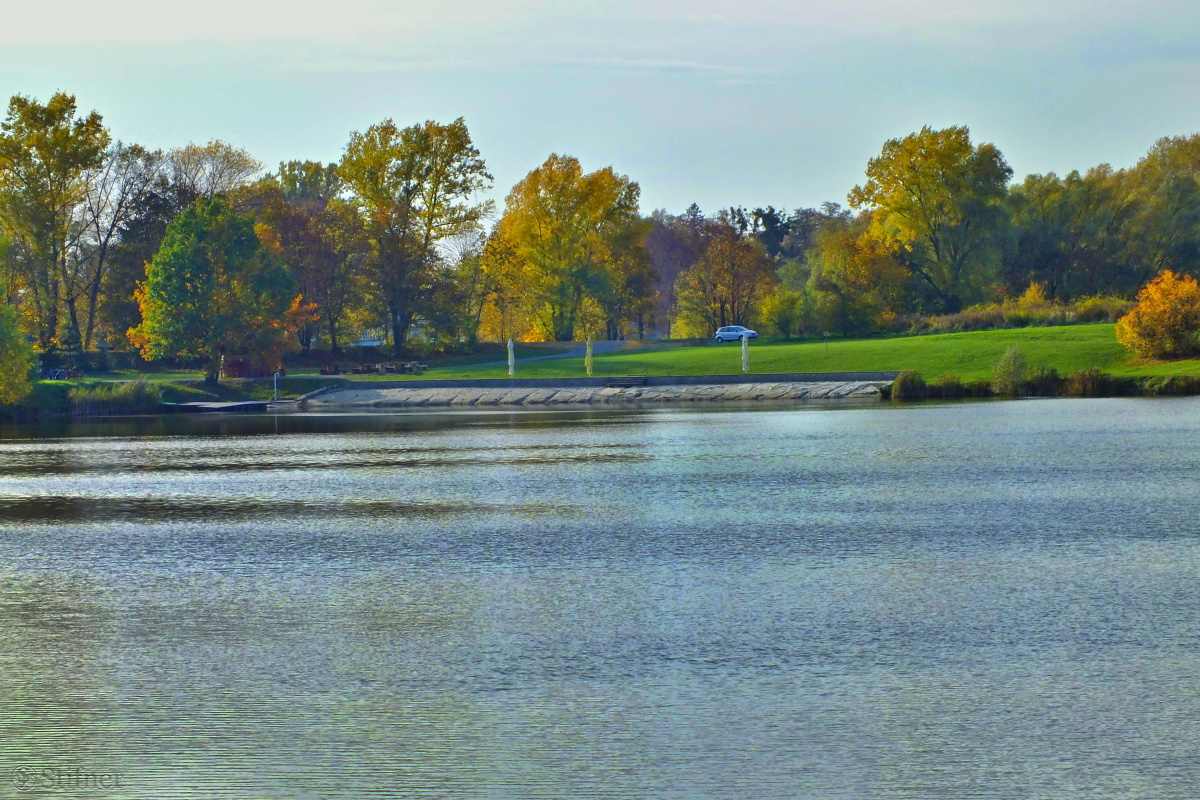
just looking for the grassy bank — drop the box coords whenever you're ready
[7,323,1200,419]
[63,324,1200,383]
[401,323,1200,382]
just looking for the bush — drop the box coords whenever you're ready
[1074,295,1133,323]
[1022,366,1062,397]
[1140,375,1200,396]
[991,346,1028,396]
[0,305,35,405]
[1060,368,1138,398]
[1016,281,1049,309]
[1116,269,1200,358]
[890,370,928,402]
[68,380,163,416]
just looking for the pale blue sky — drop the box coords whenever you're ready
[5,0,1199,213]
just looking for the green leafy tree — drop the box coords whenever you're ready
[1005,168,1132,299]
[0,304,33,404]
[128,197,296,384]
[1122,135,1200,280]
[850,125,1012,312]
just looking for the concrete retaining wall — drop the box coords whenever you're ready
[304,377,892,409]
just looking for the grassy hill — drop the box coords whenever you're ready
[408,323,1200,382]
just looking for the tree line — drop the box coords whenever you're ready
[3,93,1200,380]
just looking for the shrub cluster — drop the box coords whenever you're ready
[1141,375,1200,396]
[904,294,1131,335]
[888,344,1198,402]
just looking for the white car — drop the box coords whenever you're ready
[713,325,759,342]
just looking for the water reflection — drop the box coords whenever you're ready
[1,400,1199,798]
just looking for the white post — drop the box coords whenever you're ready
[585,336,593,377]
[273,370,280,401]
[741,334,750,374]
[507,338,515,377]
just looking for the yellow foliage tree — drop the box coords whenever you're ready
[1115,269,1200,358]
[493,154,641,341]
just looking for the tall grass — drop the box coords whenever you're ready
[68,380,163,416]
[904,295,1132,335]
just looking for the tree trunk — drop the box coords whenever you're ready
[64,296,84,354]
[204,351,222,386]
[42,278,60,350]
[84,278,103,350]
[388,305,414,357]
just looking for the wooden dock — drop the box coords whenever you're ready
[160,401,270,414]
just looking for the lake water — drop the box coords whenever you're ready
[2,399,1199,799]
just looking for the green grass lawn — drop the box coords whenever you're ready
[34,324,1200,395]
[406,323,1200,382]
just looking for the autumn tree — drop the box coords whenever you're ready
[128,197,299,384]
[757,287,809,338]
[246,162,369,352]
[339,117,492,354]
[440,231,492,347]
[494,154,642,341]
[850,125,1012,312]
[477,228,534,341]
[644,204,710,335]
[1115,269,1200,358]
[593,216,655,339]
[806,214,908,336]
[77,143,164,348]
[0,92,109,349]
[169,140,261,204]
[673,217,776,334]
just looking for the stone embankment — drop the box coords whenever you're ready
[302,373,896,409]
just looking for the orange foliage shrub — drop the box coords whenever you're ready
[1116,269,1200,358]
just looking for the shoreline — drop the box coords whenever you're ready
[302,375,896,409]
